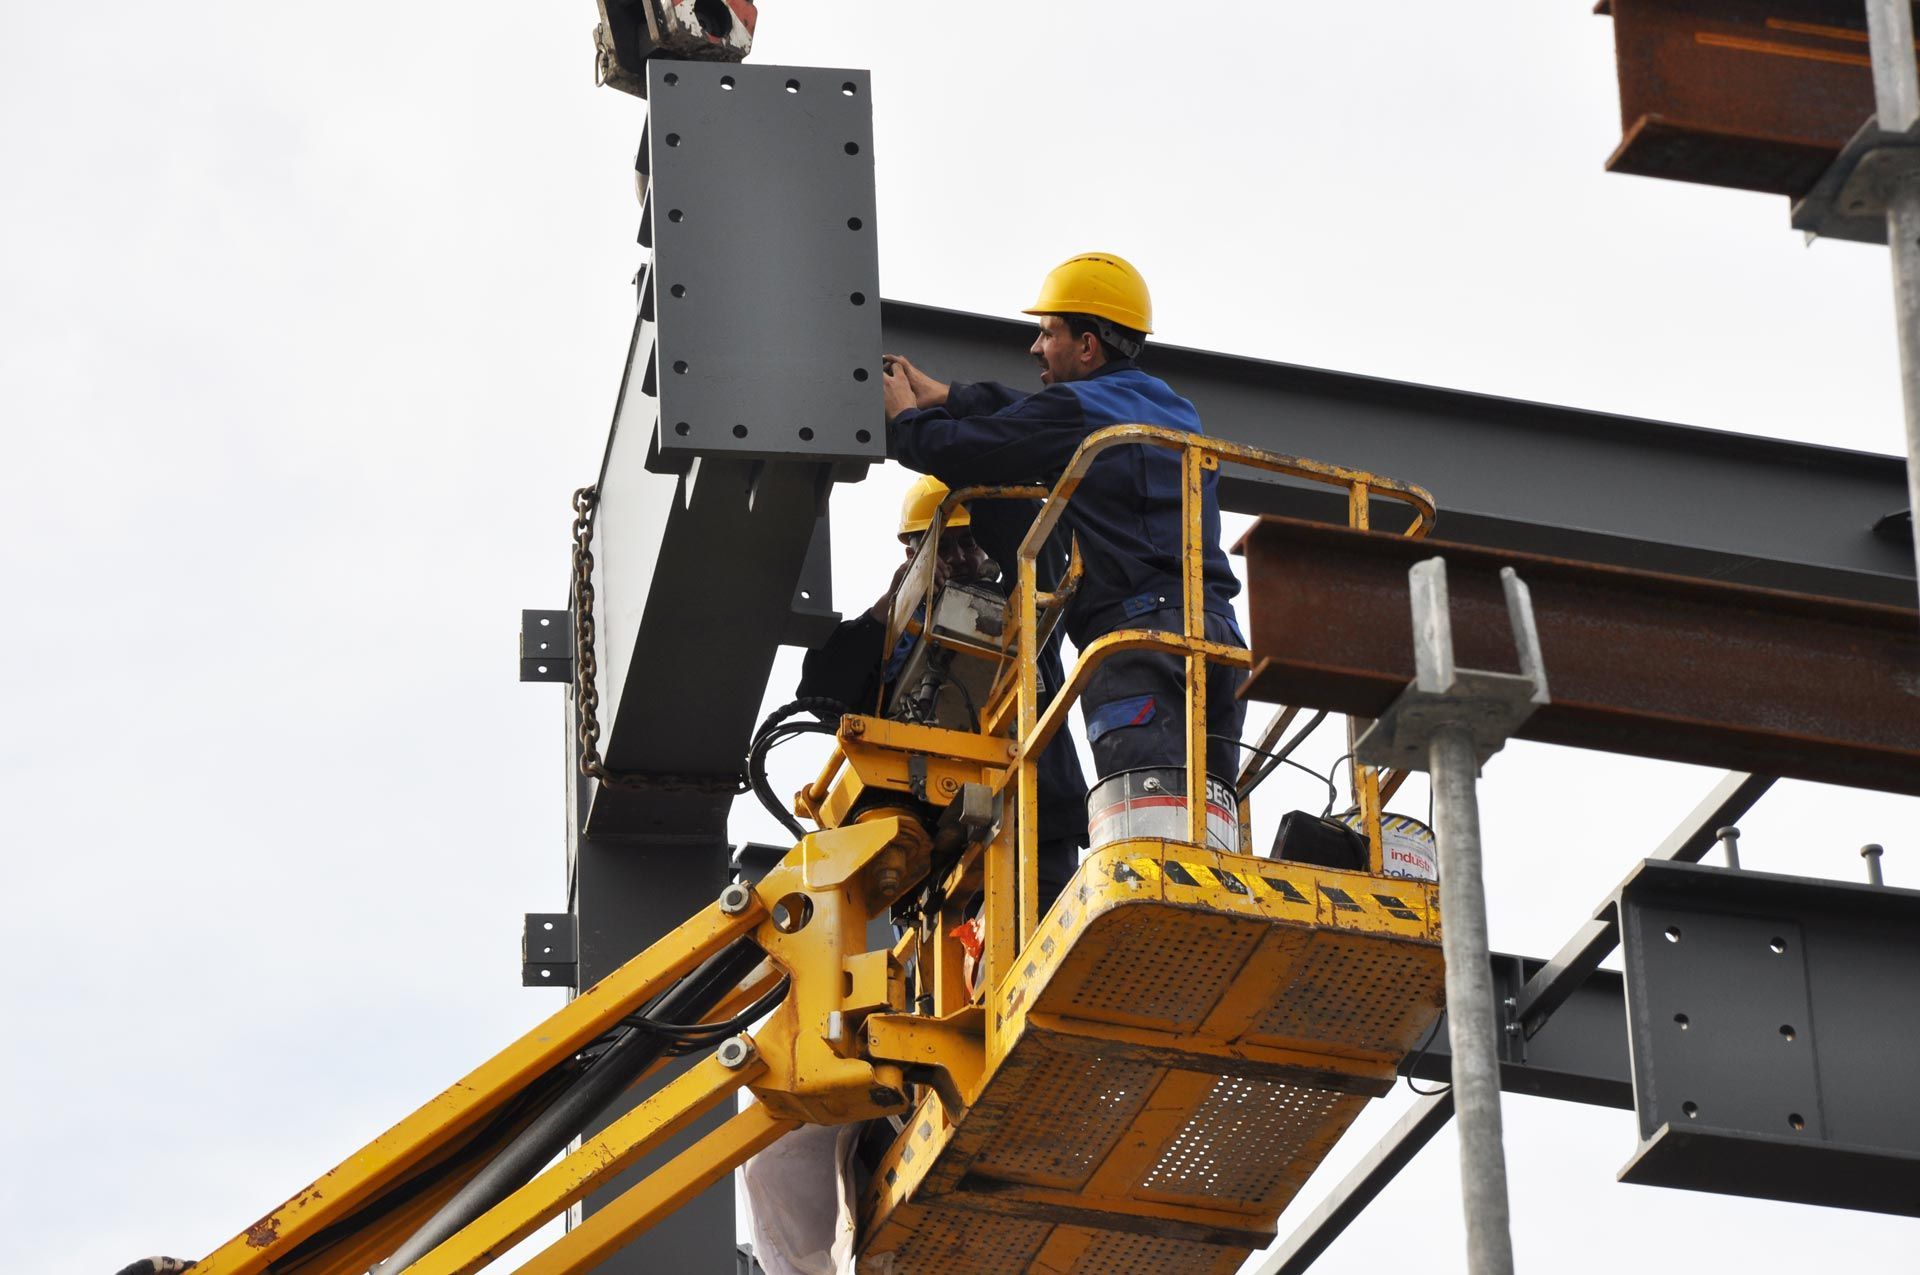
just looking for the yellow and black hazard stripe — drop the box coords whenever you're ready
[1109,852,1434,934]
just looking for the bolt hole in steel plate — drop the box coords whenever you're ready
[643,61,882,465]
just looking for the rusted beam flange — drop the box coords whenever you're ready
[1239,517,1920,796]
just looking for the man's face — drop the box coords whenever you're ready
[1029,314,1100,386]
[906,527,995,586]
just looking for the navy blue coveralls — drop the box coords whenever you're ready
[887,357,1248,792]
[796,496,1091,908]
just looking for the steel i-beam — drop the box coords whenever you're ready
[1239,517,1920,794]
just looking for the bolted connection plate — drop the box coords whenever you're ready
[640,60,884,466]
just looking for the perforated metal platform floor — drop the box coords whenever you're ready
[857,841,1444,1274]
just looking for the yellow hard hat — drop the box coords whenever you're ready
[1022,252,1153,334]
[898,474,970,542]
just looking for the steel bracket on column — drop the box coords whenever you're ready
[1241,517,1920,795]
[1353,557,1550,772]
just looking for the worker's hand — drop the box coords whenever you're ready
[883,354,949,408]
[881,358,917,420]
[868,549,950,621]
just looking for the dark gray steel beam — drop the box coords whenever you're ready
[1615,859,1920,1214]
[880,300,1914,606]
[588,59,883,839]
[1402,958,1634,1111]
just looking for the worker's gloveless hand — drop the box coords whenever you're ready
[882,354,949,409]
[881,359,917,420]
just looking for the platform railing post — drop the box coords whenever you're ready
[1181,446,1210,846]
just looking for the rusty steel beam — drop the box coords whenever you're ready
[1602,0,1883,196]
[1239,517,1920,796]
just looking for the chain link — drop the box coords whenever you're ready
[570,485,750,796]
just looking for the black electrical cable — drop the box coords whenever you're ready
[1237,708,1330,798]
[746,697,848,840]
[1211,734,1339,814]
[1404,1013,1452,1096]
[935,667,981,732]
[1323,752,1357,819]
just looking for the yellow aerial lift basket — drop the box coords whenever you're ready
[181,428,1442,1275]
[845,427,1445,1271]
[859,839,1443,1272]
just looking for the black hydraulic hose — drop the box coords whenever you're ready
[747,697,846,841]
[380,937,770,1272]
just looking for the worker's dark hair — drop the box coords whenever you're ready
[1062,313,1145,362]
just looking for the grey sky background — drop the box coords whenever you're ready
[2,3,1914,1272]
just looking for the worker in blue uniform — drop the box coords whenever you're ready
[881,252,1245,789]
[798,476,1090,908]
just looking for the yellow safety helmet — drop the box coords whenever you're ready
[1023,251,1154,335]
[898,474,970,542]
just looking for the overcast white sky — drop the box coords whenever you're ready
[3,3,1916,1273]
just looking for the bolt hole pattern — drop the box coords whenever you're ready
[1789,1113,1806,1131]
[1780,1024,1797,1041]
[798,427,815,441]
[1682,1101,1699,1119]
[1674,1013,1690,1030]
[1664,926,1682,943]
[785,78,800,93]
[732,424,748,438]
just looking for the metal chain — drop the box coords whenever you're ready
[570,486,749,795]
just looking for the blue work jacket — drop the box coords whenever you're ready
[887,359,1240,649]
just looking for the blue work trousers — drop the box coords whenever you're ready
[1081,607,1247,783]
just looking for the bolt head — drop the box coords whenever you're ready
[718,883,753,915]
[716,1035,756,1069]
